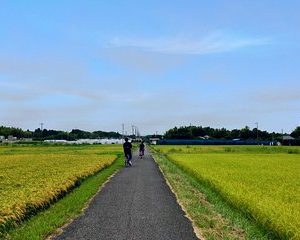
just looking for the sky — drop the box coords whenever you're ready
[0,0,299,135]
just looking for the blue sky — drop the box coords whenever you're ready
[0,1,299,134]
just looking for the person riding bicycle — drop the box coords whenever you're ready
[139,141,145,158]
[123,137,132,167]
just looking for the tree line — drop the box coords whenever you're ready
[164,125,300,140]
[0,126,121,141]
[1,125,300,141]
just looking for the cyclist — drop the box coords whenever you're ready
[139,141,145,158]
[123,137,132,167]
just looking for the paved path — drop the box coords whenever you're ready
[54,149,198,240]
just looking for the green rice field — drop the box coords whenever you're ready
[153,145,300,239]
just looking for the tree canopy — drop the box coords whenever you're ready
[0,126,121,140]
[291,126,300,138]
[164,125,286,141]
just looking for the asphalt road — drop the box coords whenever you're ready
[53,149,198,240]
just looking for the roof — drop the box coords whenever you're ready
[283,135,295,140]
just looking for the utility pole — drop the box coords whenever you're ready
[40,123,44,131]
[255,122,258,142]
[135,126,140,137]
[122,123,125,143]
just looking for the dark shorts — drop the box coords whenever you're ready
[124,151,132,160]
[139,149,144,156]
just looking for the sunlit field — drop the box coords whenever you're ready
[153,145,300,239]
[0,144,122,233]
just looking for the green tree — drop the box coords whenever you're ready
[291,126,300,138]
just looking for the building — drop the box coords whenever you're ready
[282,135,295,141]
[43,138,123,145]
[44,140,68,143]
[149,138,160,145]
[7,135,17,141]
[282,135,298,146]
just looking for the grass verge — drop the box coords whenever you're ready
[3,154,123,240]
[152,151,273,240]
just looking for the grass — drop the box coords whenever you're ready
[152,145,300,240]
[3,153,124,240]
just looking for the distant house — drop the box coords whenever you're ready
[43,138,123,145]
[198,135,211,140]
[7,135,17,141]
[282,135,295,141]
[99,138,123,144]
[282,135,298,146]
[232,138,241,141]
[77,138,123,144]
[0,136,4,142]
[149,138,160,145]
[204,135,211,139]
[44,140,68,143]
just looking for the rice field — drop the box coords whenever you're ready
[153,145,300,239]
[0,144,122,233]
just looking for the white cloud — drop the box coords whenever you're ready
[100,47,185,73]
[108,31,269,55]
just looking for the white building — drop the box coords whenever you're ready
[149,138,160,145]
[7,135,17,141]
[44,140,68,143]
[282,135,295,141]
[44,138,123,145]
